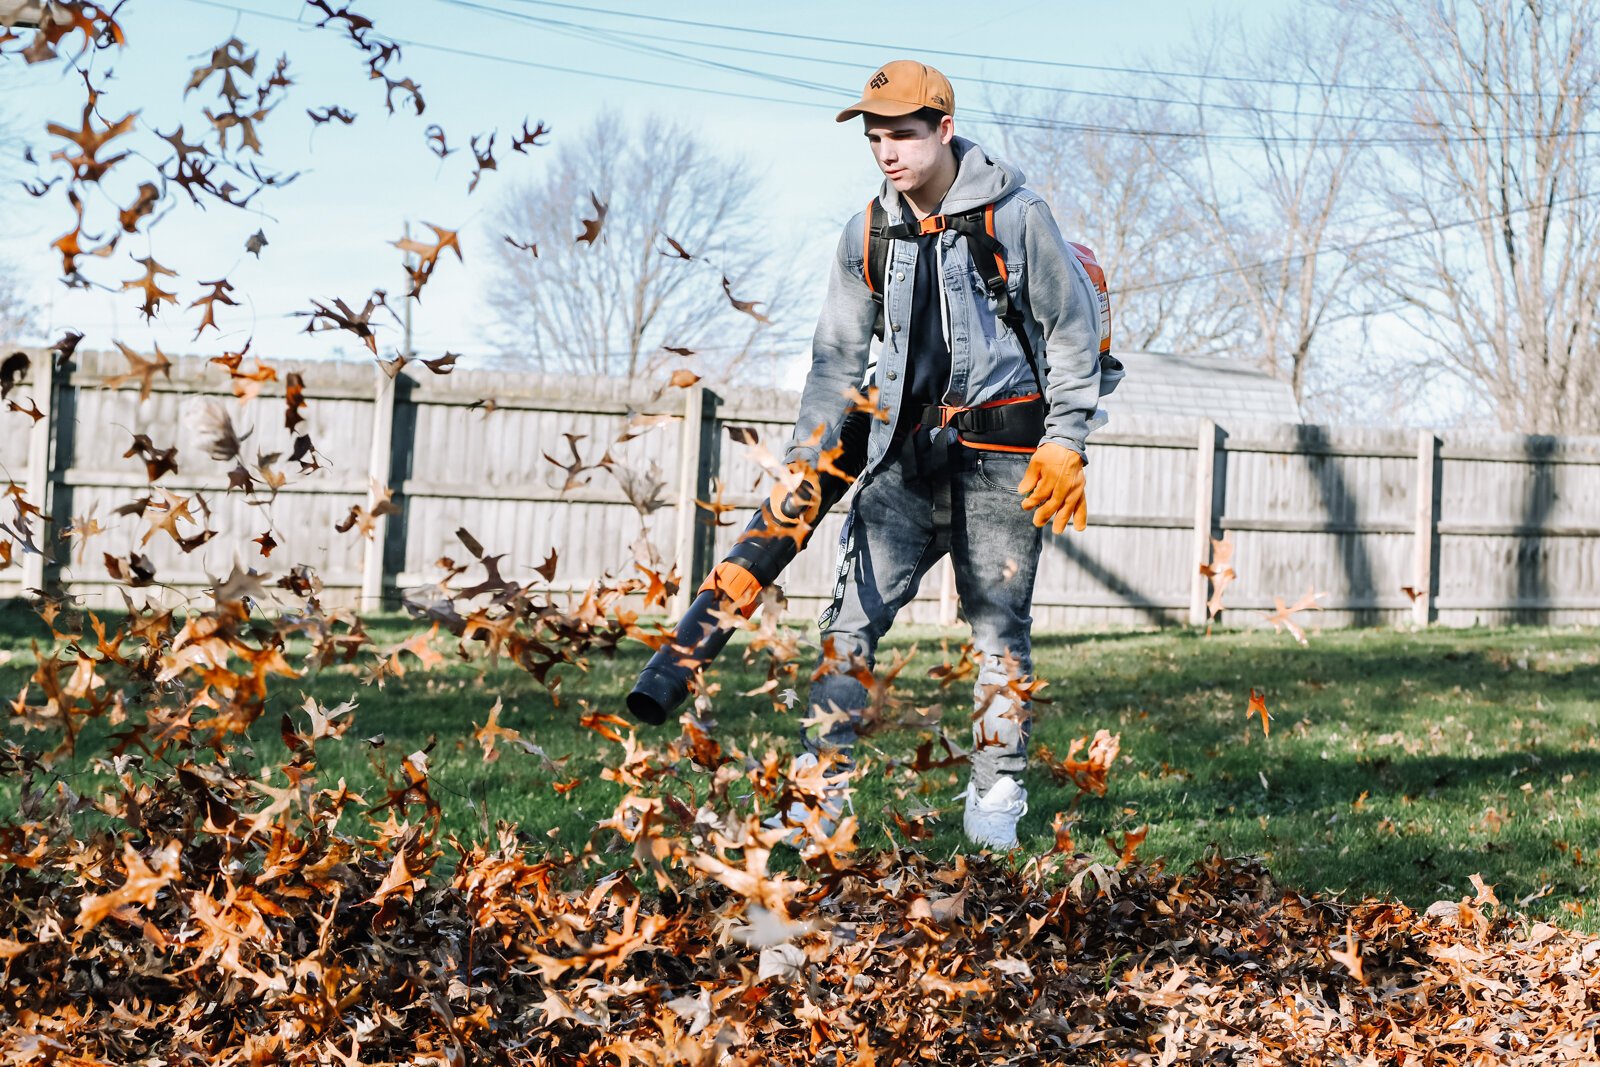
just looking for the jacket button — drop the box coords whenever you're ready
[895,271,904,281]
[891,322,902,332]
[886,370,898,380]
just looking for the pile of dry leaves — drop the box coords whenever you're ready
[3,586,1598,1064]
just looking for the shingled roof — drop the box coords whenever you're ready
[1099,351,1301,424]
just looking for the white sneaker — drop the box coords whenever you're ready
[959,776,1028,850]
[762,751,855,846]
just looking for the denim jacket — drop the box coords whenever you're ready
[785,135,1112,474]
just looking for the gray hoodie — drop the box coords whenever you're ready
[784,135,1111,474]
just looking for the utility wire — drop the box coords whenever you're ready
[440,0,1600,148]
[464,5,1437,132]
[484,0,1580,102]
[179,0,833,111]
[1112,187,1600,294]
[181,0,1600,148]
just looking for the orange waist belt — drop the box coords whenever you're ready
[914,393,1046,454]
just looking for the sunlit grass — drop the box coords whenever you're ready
[3,600,1597,929]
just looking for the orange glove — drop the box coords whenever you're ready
[1017,443,1087,534]
[768,461,822,525]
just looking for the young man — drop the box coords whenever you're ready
[773,60,1111,850]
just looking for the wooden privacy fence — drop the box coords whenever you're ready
[5,347,1600,631]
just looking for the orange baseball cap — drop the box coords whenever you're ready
[836,60,955,123]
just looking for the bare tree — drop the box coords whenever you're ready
[984,96,1250,357]
[0,264,33,346]
[1355,0,1600,433]
[1152,11,1378,415]
[484,111,797,384]
[0,65,35,347]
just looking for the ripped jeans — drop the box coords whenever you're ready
[804,434,1043,796]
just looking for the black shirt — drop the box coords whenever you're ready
[899,214,953,413]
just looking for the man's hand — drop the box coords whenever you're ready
[1017,443,1087,534]
[769,460,822,525]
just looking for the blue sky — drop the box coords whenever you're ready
[5,0,1282,390]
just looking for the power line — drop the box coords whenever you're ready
[483,0,1575,102]
[461,6,1444,133]
[1112,187,1600,295]
[180,0,1600,149]
[437,0,1600,148]
[448,0,843,99]
[179,0,833,111]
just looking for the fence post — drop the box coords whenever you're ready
[672,385,721,618]
[21,348,56,595]
[362,364,397,609]
[1189,418,1218,626]
[1412,429,1440,628]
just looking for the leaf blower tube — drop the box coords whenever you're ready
[626,411,871,725]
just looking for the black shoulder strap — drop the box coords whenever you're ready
[946,206,1044,393]
[864,199,1044,393]
[864,198,890,340]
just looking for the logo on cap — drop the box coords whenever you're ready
[868,70,890,89]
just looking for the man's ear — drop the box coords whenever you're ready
[938,113,955,145]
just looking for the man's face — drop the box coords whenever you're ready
[862,113,954,197]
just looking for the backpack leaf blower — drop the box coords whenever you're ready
[626,411,871,725]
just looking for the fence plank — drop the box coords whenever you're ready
[362,365,397,609]
[21,349,55,595]
[1189,419,1216,626]
[1413,431,1439,627]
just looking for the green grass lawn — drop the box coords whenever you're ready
[3,597,1598,930]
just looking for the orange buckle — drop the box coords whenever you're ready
[937,404,966,428]
[918,214,948,235]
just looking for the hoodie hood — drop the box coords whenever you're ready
[878,134,1025,218]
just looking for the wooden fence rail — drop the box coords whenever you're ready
[4,347,1600,631]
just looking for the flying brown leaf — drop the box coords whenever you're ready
[47,99,136,181]
[425,123,453,157]
[296,290,393,354]
[0,355,28,399]
[421,352,459,375]
[307,104,356,125]
[721,275,771,324]
[473,698,520,763]
[7,397,44,424]
[533,549,558,583]
[189,277,238,339]
[284,372,306,431]
[1199,535,1236,621]
[392,223,461,299]
[510,118,550,152]
[576,191,607,244]
[1258,587,1327,646]
[106,342,173,402]
[121,255,179,321]
[467,131,496,192]
[123,433,179,482]
[118,181,159,233]
[1247,688,1270,736]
